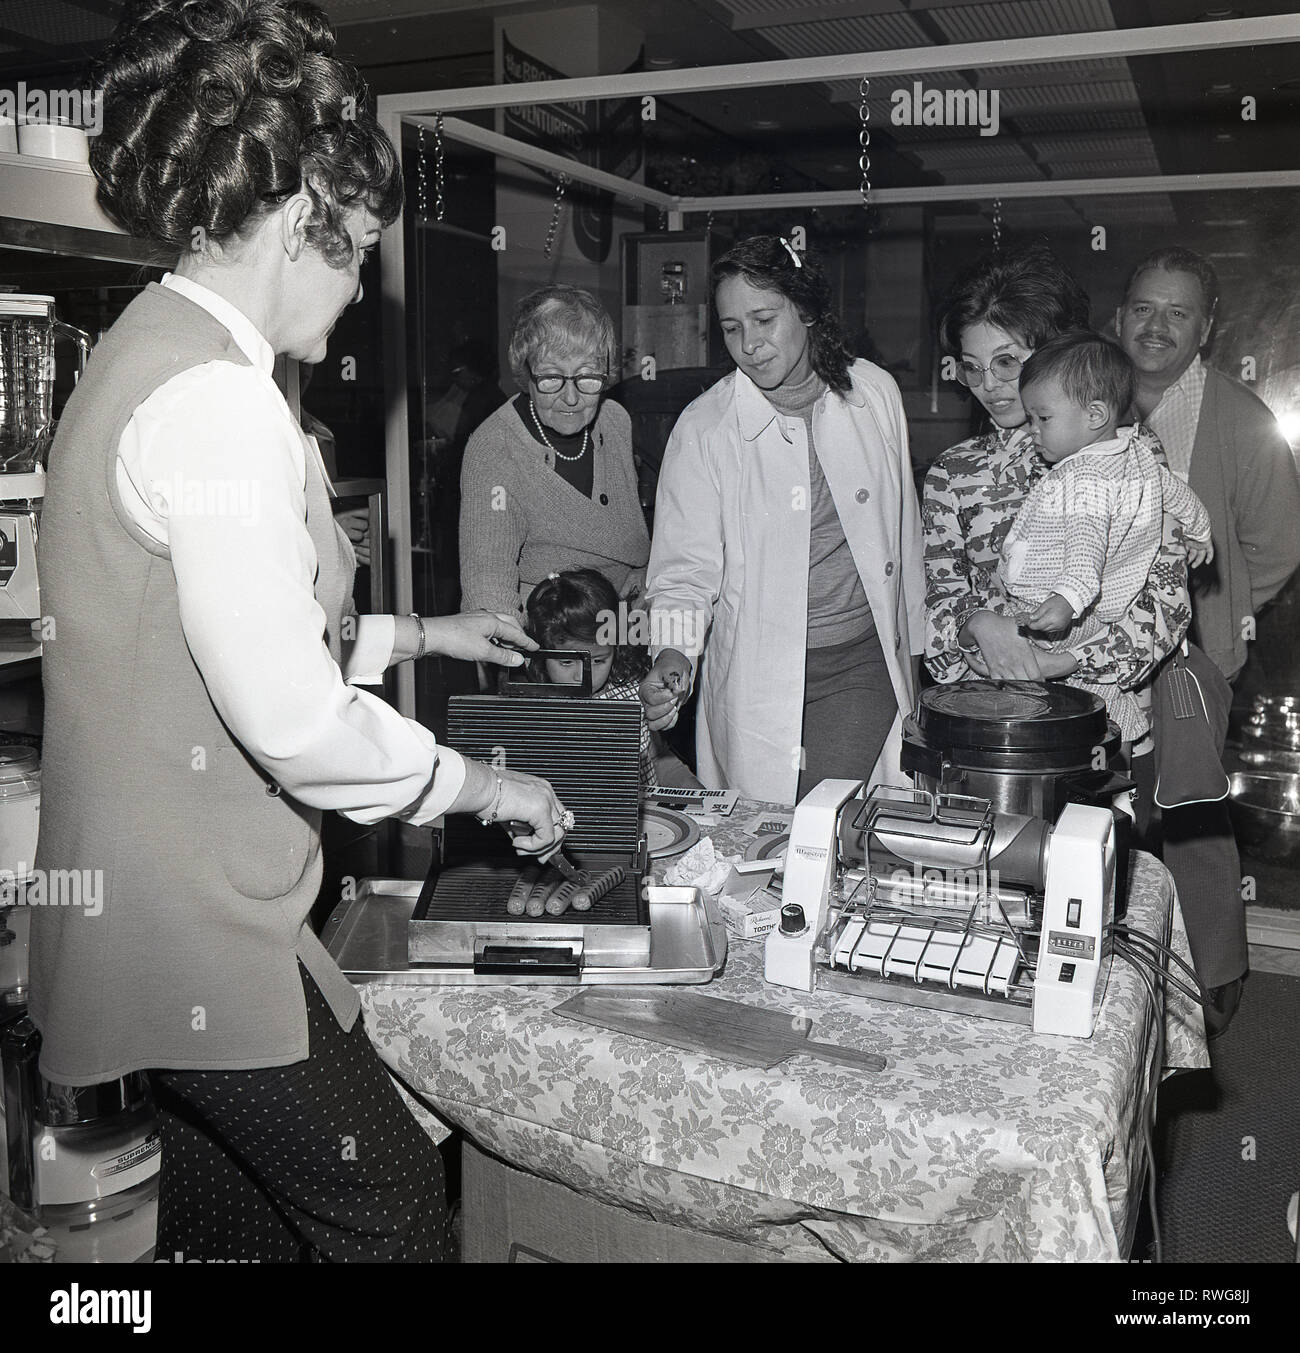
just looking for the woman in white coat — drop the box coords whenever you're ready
[642,236,925,805]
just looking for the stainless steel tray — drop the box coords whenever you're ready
[321,879,728,986]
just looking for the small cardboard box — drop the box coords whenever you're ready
[461,1142,777,1263]
[717,861,782,940]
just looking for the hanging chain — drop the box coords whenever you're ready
[858,75,872,211]
[658,207,667,232]
[433,113,446,223]
[992,197,1004,252]
[705,209,714,235]
[543,173,569,259]
[416,122,427,221]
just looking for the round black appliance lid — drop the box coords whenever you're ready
[914,680,1109,753]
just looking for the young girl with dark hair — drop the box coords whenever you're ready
[526,570,701,793]
[643,235,925,805]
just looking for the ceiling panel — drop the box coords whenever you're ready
[929,0,1116,43]
[911,139,1043,169]
[908,139,1045,181]
[1051,155,1162,176]
[1030,133,1158,160]
[1014,107,1146,135]
[998,79,1140,113]
[753,10,932,57]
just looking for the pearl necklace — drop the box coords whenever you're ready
[529,399,589,462]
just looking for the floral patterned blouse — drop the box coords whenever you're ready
[922,423,1192,687]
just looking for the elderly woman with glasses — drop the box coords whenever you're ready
[459,285,651,621]
[923,243,1191,695]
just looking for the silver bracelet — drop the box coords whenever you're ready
[409,612,427,661]
[478,772,506,826]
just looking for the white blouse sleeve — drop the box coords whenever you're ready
[345,614,396,687]
[120,360,465,826]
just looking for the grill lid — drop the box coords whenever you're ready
[907,680,1112,759]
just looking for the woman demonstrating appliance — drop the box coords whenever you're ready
[642,235,925,805]
[459,285,651,620]
[29,0,569,1262]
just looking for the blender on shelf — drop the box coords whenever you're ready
[0,293,90,663]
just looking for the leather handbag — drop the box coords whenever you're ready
[1151,640,1231,809]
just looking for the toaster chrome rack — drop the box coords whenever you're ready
[766,780,1118,1037]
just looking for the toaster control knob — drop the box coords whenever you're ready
[780,903,808,936]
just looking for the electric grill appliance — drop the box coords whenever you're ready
[765,781,1119,1037]
[408,653,653,978]
[901,680,1130,819]
[763,683,1137,1038]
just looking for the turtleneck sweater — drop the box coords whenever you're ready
[762,366,875,649]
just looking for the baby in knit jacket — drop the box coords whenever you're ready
[994,331,1212,742]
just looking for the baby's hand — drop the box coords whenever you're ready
[1025,593,1074,634]
[1187,538,1214,568]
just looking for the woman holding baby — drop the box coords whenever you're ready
[922,243,1197,826]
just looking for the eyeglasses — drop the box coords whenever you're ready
[954,353,1025,388]
[528,366,607,395]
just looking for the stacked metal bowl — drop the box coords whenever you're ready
[1231,696,1300,863]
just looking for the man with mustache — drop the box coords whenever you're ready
[1116,246,1300,1037]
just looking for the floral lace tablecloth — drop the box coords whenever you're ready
[359,803,1207,1262]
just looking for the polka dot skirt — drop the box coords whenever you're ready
[150,963,451,1263]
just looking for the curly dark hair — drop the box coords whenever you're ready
[524,569,648,688]
[710,235,854,393]
[88,0,402,264]
[937,242,1091,356]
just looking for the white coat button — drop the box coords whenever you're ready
[884,561,894,576]
[855,488,870,503]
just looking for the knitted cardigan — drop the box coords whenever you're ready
[458,398,650,619]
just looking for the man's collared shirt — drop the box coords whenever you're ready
[1147,355,1207,483]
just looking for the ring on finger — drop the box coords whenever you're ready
[557,809,575,831]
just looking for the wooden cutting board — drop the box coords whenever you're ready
[553,989,886,1073]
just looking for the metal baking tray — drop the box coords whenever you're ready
[321,879,727,987]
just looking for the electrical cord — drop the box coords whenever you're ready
[1109,923,1209,1006]
[1112,938,1203,1009]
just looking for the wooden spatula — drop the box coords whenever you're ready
[554,989,886,1073]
